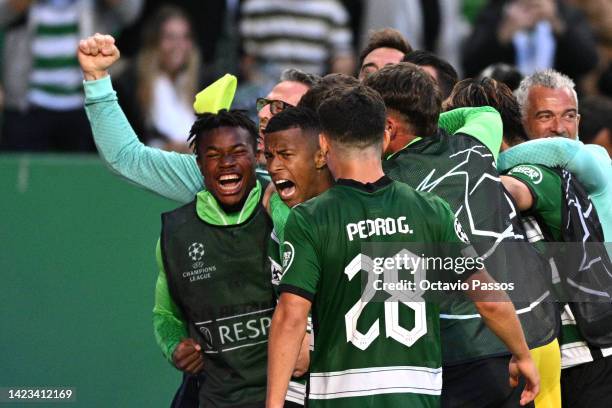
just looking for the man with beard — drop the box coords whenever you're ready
[364,63,556,407]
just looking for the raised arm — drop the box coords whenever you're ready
[79,34,203,203]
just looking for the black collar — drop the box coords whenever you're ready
[336,176,393,192]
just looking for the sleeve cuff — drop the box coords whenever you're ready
[83,75,115,101]
[278,284,315,302]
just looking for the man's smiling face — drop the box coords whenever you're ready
[523,86,580,140]
[196,126,257,212]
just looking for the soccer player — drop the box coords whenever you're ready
[364,63,556,407]
[497,70,612,408]
[266,85,539,408]
[154,109,277,406]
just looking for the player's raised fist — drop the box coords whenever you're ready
[77,33,120,81]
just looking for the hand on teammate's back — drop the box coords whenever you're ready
[172,338,204,375]
[509,354,540,406]
[77,33,120,81]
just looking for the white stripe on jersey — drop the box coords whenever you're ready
[28,89,83,110]
[32,35,79,58]
[285,381,306,405]
[561,341,594,369]
[309,365,442,399]
[31,68,82,88]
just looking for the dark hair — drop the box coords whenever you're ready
[445,77,528,146]
[317,85,386,148]
[264,106,321,135]
[359,28,413,68]
[187,110,259,154]
[279,68,321,88]
[298,73,360,111]
[402,50,458,99]
[142,5,192,48]
[578,95,612,144]
[478,63,523,92]
[363,62,441,137]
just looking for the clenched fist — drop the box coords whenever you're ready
[172,338,204,375]
[78,33,120,81]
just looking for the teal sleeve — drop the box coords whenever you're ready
[497,138,611,195]
[153,239,189,362]
[438,106,502,162]
[83,76,204,203]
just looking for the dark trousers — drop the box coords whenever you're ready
[561,355,612,408]
[1,107,95,152]
[442,356,535,408]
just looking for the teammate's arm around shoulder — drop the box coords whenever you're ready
[78,34,203,203]
[501,176,534,211]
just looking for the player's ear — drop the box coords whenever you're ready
[318,133,330,159]
[383,129,391,153]
[314,144,327,169]
[386,117,397,141]
[195,152,206,178]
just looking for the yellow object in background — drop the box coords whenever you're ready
[193,74,237,114]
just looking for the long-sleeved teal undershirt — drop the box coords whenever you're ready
[498,138,611,242]
[153,184,262,361]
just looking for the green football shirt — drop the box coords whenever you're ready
[279,177,473,408]
[506,164,562,241]
[506,164,612,368]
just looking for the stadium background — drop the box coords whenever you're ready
[1,155,179,407]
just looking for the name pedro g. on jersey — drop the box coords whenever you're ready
[278,178,475,408]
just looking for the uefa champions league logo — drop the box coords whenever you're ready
[188,242,205,262]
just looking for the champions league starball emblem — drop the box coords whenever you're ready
[188,242,205,261]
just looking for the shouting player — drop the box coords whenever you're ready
[266,85,539,408]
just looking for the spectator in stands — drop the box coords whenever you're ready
[361,0,469,75]
[0,0,142,152]
[114,6,200,153]
[403,50,458,99]
[239,0,354,83]
[463,0,599,84]
[358,28,412,79]
[578,95,612,156]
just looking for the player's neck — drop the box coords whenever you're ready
[329,148,385,184]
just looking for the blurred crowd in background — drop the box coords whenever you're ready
[1,0,611,154]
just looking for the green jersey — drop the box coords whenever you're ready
[506,164,612,368]
[279,177,472,408]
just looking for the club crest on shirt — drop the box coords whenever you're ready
[282,241,295,271]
